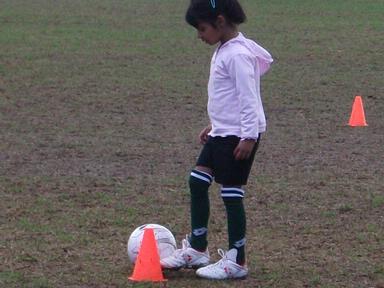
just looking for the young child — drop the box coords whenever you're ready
[161,0,273,280]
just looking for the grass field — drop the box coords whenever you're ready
[1,0,383,287]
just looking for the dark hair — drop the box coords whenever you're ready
[186,0,246,28]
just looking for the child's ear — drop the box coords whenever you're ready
[216,15,226,28]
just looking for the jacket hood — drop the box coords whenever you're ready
[232,32,273,76]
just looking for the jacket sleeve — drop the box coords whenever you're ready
[228,53,260,139]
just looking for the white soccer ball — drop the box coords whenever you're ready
[127,224,177,264]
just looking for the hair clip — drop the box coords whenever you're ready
[210,0,216,9]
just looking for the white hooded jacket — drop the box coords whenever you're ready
[207,32,273,139]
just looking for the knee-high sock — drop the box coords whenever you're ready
[189,169,212,251]
[222,187,246,265]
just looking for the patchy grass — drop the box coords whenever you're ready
[1,0,383,287]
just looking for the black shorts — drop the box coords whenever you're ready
[196,135,260,186]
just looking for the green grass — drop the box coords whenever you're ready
[1,0,384,287]
[372,194,384,208]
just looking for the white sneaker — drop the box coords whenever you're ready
[196,248,248,280]
[160,235,210,270]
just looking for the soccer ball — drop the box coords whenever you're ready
[127,224,177,264]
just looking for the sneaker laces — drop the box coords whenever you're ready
[182,236,191,249]
[170,235,191,257]
[204,249,227,271]
[218,248,226,258]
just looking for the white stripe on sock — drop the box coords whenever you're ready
[191,172,211,184]
[221,193,244,198]
[195,170,213,180]
[221,187,245,193]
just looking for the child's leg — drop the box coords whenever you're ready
[160,169,211,269]
[221,186,246,265]
[189,166,213,251]
[213,136,260,265]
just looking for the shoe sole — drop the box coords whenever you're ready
[162,263,209,271]
[196,275,248,280]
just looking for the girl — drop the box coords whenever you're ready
[161,0,273,280]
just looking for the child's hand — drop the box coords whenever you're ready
[199,125,212,144]
[234,139,255,160]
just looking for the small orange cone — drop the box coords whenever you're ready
[128,228,167,282]
[348,96,368,127]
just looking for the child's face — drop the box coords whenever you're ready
[196,22,221,45]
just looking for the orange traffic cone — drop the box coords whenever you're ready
[128,228,167,282]
[348,96,368,127]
